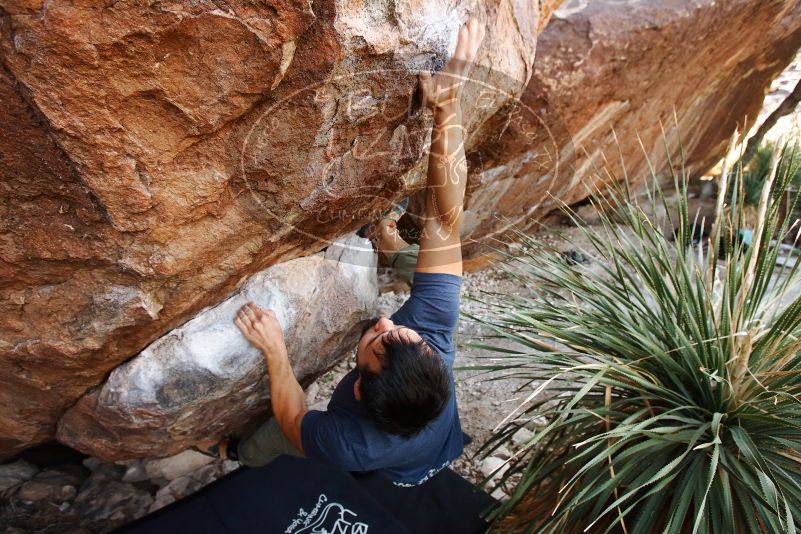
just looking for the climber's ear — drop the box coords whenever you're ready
[354,375,362,402]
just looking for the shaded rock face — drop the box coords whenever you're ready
[460,0,801,252]
[0,1,539,456]
[71,470,153,524]
[56,236,377,460]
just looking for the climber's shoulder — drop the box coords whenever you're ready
[389,272,461,363]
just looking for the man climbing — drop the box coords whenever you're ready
[197,18,485,487]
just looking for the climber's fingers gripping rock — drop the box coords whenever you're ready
[235,302,287,359]
[419,17,486,111]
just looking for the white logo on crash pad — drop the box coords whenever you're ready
[285,493,369,534]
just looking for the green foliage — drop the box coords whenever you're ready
[735,142,801,208]
[467,144,801,533]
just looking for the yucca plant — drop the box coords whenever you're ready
[742,143,777,208]
[467,141,801,533]
[734,142,801,231]
[730,142,800,215]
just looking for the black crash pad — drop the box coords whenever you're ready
[116,455,496,534]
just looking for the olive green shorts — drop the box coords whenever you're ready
[236,417,302,467]
[388,244,420,285]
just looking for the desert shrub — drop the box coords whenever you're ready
[735,142,801,207]
[469,144,801,533]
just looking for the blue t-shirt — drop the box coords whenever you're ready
[301,272,464,485]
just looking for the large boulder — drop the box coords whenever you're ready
[56,236,377,460]
[0,0,540,457]
[459,0,801,252]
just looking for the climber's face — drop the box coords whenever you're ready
[355,316,423,374]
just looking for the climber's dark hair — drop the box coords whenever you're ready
[358,331,451,438]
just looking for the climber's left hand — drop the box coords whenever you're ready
[235,303,287,359]
[418,17,485,111]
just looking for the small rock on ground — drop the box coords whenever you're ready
[479,456,509,482]
[141,450,214,481]
[72,471,153,523]
[0,459,39,492]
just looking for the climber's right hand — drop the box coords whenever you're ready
[418,17,485,111]
[235,302,287,359]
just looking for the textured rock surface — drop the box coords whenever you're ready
[0,459,38,492]
[147,461,238,513]
[56,236,377,460]
[140,450,213,481]
[0,0,539,457]
[459,0,801,253]
[72,471,153,523]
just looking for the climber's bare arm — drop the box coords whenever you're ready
[415,18,485,276]
[236,303,306,453]
[416,105,467,276]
